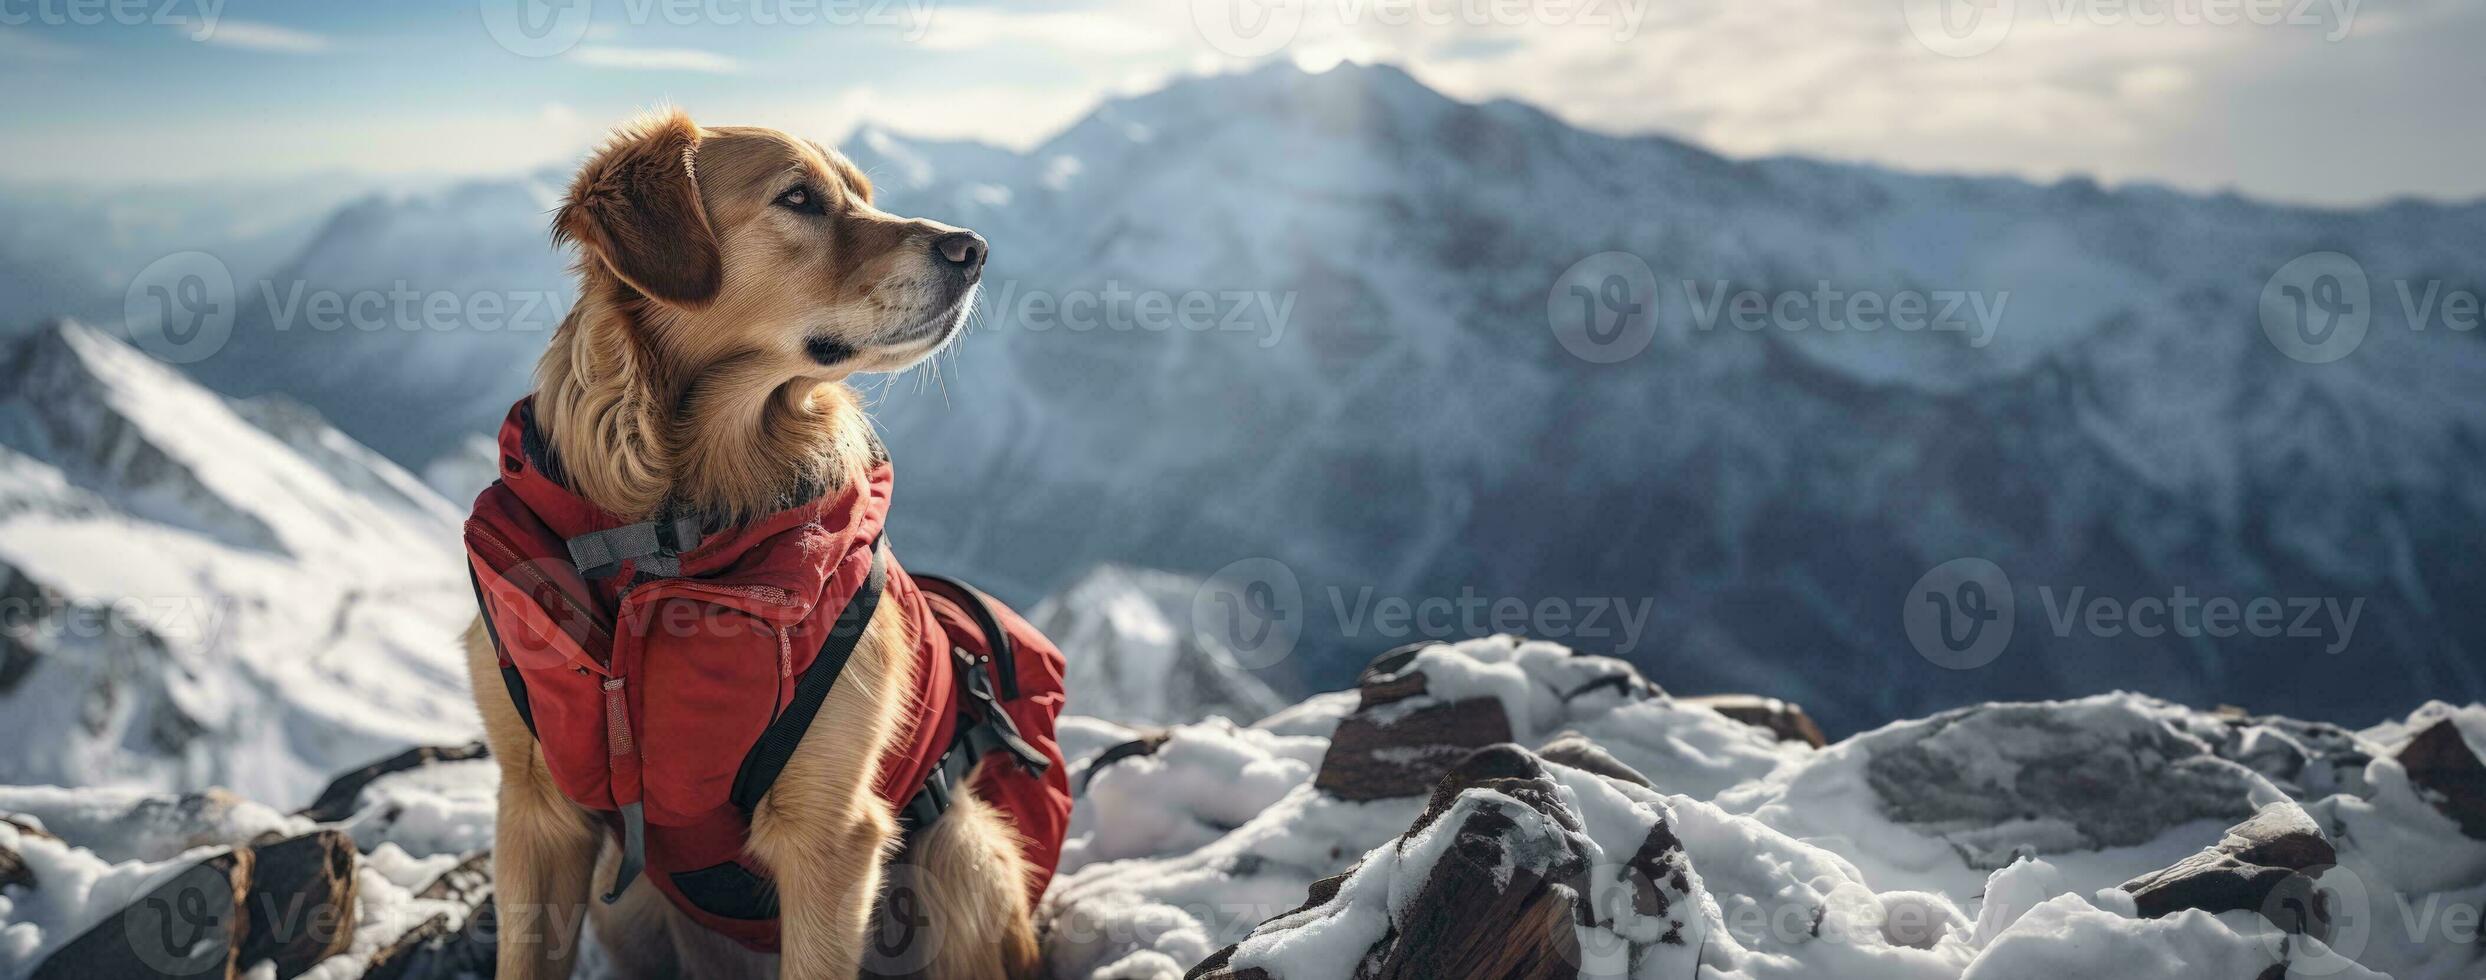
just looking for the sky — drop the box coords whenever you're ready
[0,0,2480,207]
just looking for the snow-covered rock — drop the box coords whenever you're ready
[1,622,2477,977]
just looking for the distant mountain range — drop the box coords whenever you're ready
[5,62,2480,735]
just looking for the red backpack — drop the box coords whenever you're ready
[463,398,1070,952]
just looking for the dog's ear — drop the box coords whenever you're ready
[556,110,722,308]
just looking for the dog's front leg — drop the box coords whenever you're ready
[749,800,897,980]
[492,751,604,979]
[468,618,603,979]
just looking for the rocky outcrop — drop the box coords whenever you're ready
[1313,644,1518,801]
[28,829,361,980]
[31,847,255,980]
[237,831,361,978]
[296,742,490,822]
[1681,694,1829,748]
[363,856,497,980]
[2397,720,2486,839]
[1195,745,1698,980]
[1077,730,1173,795]
[2119,802,2336,934]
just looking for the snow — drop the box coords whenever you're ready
[0,625,2478,978]
[0,323,478,805]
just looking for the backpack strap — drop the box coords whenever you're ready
[895,580,1052,836]
[912,574,1021,700]
[728,541,886,814]
[465,565,537,738]
[565,516,703,579]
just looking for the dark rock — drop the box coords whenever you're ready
[237,830,358,978]
[296,742,490,823]
[1864,703,2261,861]
[2,815,53,892]
[1077,730,1173,795]
[415,850,491,904]
[2398,720,2486,839]
[2120,802,2337,936]
[364,898,499,980]
[1682,694,1829,748]
[1316,697,1515,800]
[32,847,253,980]
[0,843,27,892]
[1199,746,1700,979]
[1537,732,1654,789]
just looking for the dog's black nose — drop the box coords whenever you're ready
[933,231,987,273]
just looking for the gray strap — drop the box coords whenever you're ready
[602,801,646,904]
[566,517,701,579]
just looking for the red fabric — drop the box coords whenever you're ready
[465,398,1070,951]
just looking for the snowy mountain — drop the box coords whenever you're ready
[0,321,478,805]
[854,63,2486,734]
[177,172,577,466]
[50,62,2485,735]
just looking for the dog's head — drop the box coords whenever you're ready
[554,110,983,380]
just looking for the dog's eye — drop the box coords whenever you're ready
[774,185,825,215]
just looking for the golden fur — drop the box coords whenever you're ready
[466,109,1038,980]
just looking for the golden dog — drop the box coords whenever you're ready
[464,110,1038,980]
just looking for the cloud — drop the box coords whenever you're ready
[914,8,1175,54]
[194,20,331,53]
[566,46,744,74]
